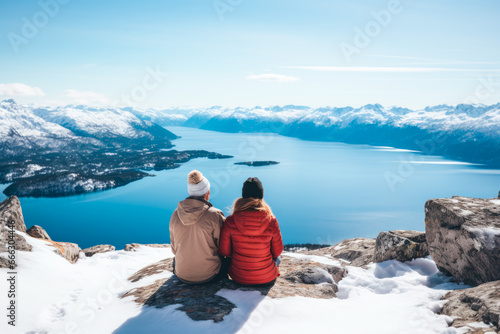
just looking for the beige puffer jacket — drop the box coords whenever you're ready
[169,197,225,283]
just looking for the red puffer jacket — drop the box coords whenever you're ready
[219,210,283,285]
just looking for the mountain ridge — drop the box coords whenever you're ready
[0,100,232,197]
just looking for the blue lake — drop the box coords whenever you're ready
[2,126,498,249]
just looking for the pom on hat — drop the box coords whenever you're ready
[187,170,210,197]
[188,170,203,184]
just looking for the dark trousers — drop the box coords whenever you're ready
[173,256,230,284]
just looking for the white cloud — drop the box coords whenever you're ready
[247,73,299,82]
[368,55,500,65]
[0,83,45,96]
[283,66,500,73]
[63,89,109,105]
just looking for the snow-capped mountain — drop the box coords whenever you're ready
[0,99,74,140]
[0,99,232,198]
[129,103,500,134]
[0,99,101,158]
[129,103,500,167]
[0,100,181,159]
[33,105,178,143]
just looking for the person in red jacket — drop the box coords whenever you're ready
[219,177,283,285]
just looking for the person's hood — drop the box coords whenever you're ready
[232,210,272,236]
[176,198,212,226]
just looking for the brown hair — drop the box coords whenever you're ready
[232,197,274,217]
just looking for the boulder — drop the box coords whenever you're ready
[0,196,26,232]
[124,243,170,251]
[122,254,347,322]
[425,195,500,285]
[0,257,13,269]
[374,230,428,263]
[47,241,82,264]
[303,238,376,267]
[441,280,500,332]
[283,267,334,284]
[0,195,32,267]
[27,225,51,240]
[0,231,33,253]
[83,244,115,257]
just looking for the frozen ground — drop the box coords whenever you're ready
[0,233,494,334]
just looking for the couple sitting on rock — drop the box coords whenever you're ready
[169,170,283,285]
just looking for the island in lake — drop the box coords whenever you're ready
[234,161,280,167]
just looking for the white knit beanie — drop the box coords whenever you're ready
[187,170,210,197]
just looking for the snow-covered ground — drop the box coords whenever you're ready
[1,233,493,334]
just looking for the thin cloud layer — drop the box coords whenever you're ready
[247,73,299,82]
[283,66,500,72]
[0,83,45,96]
[63,89,109,105]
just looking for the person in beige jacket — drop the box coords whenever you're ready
[169,170,226,284]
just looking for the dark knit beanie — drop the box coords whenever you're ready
[242,177,264,199]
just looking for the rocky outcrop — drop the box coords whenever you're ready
[0,197,83,265]
[0,196,32,268]
[124,243,170,251]
[27,225,51,240]
[0,196,26,232]
[374,230,428,263]
[303,238,376,267]
[122,254,347,322]
[425,195,500,285]
[0,231,32,252]
[0,257,12,268]
[47,241,82,264]
[83,244,115,257]
[23,223,82,263]
[441,280,500,332]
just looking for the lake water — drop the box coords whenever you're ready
[2,127,499,249]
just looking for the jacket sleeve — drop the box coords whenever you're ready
[271,217,283,259]
[219,216,232,257]
[169,212,177,255]
[213,210,226,248]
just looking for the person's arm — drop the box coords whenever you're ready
[219,216,232,257]
[169,212,176,255]
[213,211,226,248]
[271,217,283,259]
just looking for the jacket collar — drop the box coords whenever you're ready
[186,196,213,208]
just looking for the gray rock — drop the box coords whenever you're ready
[122,254,347,322]
[0,196,84,264]
[128,258,175,283]
[283,267,334,284]
[374,230,428,263]
[26,225,51,240]
[303,238,376,267]
[0,230,33,253]
[0,196,26,232]
[83,244,115,257]
[441,280,500,332]
[425,195,500,285]
[0,196,32,266]
[124,243,170,251]
[49,241,82,264]
[0,256,14,269]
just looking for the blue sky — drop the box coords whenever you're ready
[1,0,500,108]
